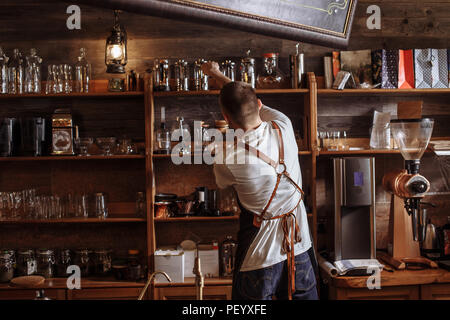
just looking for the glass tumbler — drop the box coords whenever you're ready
[95,193,108,219]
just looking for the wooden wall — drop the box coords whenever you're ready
[0,0,449,252]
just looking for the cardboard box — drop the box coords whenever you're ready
[154,248,184,283]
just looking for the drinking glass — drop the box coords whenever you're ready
[96,137,117,156]
[94,193,108,219]
[75,137,93,156]
[75,194,89,218]
[63,64,72,93]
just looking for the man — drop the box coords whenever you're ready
[201,62,318,300]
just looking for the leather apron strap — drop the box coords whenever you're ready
[236,121,304,300]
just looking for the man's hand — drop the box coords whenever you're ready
[201,61,232,89]
[201,61,222,78]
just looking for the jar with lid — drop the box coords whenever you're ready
[221,236,237,277]
[257,53,286,89]
[56,249,72,277]
[193,59,209,91]
[174,59,189,91]
[240,55,256,88]
[36,249,56,278]
[0,252,14,283]
[153,59,170,92]
[221,60,236,82]
[74,249,91,277]
[16,249,37,276]
[127,250,142,281]
[92,249,112,276]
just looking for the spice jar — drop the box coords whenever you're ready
[16,249,37,276]
[127,250,142,281]
[0,252,14,283]
[56,249,72,277]
[74,249,91,277]
[92,249,112,276]
[36,249,56,278]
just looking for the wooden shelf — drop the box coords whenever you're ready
[318,88,450,96]
[155,277,232,287]
[318,149,402,156]
[0,155,145,161]
[0,91,144,99]
[0,217,147,224]
[155,216,239,222]
[153,151,311,159]
[154,88,309,97]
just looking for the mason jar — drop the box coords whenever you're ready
[74,249,91,277]
[36,249,56,278]
[92,249,112,276]
[56,249,72,277]
[0,252,14,283]
[16,249,37,276]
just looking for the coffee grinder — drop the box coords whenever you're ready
[380,118,438,269]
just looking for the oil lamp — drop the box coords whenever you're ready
[105,10,127,74]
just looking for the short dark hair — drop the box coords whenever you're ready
[219,81,259,127]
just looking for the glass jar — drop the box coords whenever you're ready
[92,249,112,276]
[240,56,255,88]
[0,252,14,283]
[221,60,236,81]
[74,249,91,277]
[16,249,37,276]
[257,53,285,89]
[127,250,142,281]
[56,249,72,277]
[36,249,56,278]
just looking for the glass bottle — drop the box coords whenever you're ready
[8,49,24,94]
[221,236,237,277]
[135,192,146,217]
[0,47,8,94]
[240,51,256,88]
[156,106,171,154]
[193,59,208,91]
[25,48,42,94]
[16,249,37,276]
[74,48,91,93]
[257,53,285,89]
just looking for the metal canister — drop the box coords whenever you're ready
[16,249,37,276]
[193,59,208,91]
[240,54,256,88]
[289,43,306,89]
[0,251,14,283]
[153,59,170,91]
[221,236,237,277]
[36,249,56,278]
[175,59,190,91]
[221,60,236,82]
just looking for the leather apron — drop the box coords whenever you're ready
[232,121,304,300]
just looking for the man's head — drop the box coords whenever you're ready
[219,81,262,130]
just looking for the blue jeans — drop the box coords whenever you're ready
[232,251,318,300]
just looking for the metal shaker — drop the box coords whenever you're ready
[240,51,256,88]
[221,236,237,277]
[175,59,190,91]
[221,60,236,82]
[153,59,170,91]
[193,59,208,91]
[290,43,306,89]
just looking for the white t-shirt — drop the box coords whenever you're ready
[214,105,312,272]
